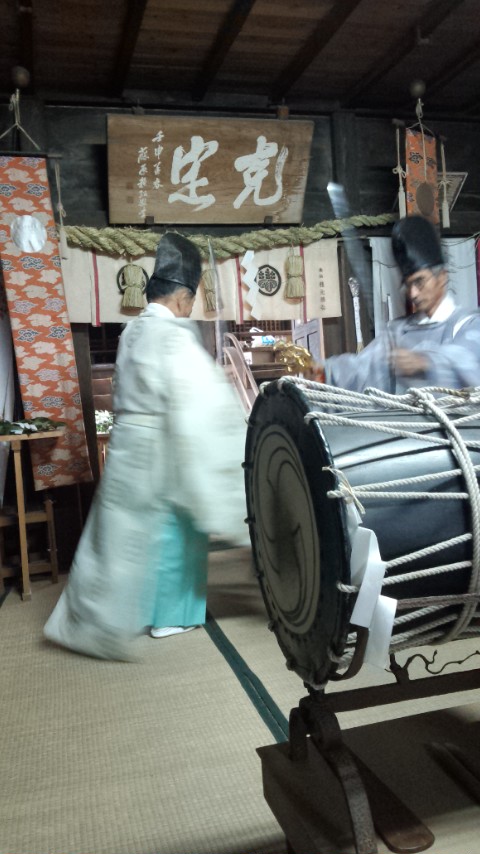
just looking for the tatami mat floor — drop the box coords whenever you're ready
[2,547,480,854]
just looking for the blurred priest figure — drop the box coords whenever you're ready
[45,233,248,659]
[324,215,480,393]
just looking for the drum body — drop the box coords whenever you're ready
[244,379,480,687]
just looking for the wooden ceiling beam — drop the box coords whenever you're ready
[269,0,364,104]
[111,0,149,96]
[343,0,467,106]
[191,0,257,102]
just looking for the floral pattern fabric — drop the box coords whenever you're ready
[0,155,91,489]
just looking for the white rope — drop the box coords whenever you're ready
[337,582,359,593]
[0,90,40,149]
[417,99,428,183]
[54,161,67,226]
[394,604,453,627]
[346,464,480,493]
[335,610,473,664]
[416,389,480,640]
[283,377,480,413]
[393,125,407,218]
[392,612,461,646]
[439,137,450,228]
[330,487,470,502]
[385,533,472,570]
[307,411,480,452]
[384,561,471,584]
[390,631,448,652]
[393,594,480,628]
[323,466,366,514]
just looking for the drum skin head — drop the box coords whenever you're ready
[245,380,353,687]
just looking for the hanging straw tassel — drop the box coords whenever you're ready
[119,263,146,308]
[201,267,217,312]
[285,247,305,298]
[439,137,450,229]
[392,123,407,218]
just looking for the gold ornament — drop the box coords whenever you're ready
[273,341,314,373]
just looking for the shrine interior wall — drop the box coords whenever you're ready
[2,103,479,230]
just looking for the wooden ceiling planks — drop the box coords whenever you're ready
[110,0,149,96]
[191,0,258,102]
[342,0,467,106]
[348,0,480,112]
[207,0,334,101]
[269,0,365,103]
[0,0,479,117]
[33,0,128,94]
[131,1,224,95]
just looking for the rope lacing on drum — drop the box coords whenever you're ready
[337,552,472,594]
[288,379,480,658]
[413,388,480,641]
[385,533,472,571]
[284,376,480,413]
[323,466,366,514]
[305,412,480,451]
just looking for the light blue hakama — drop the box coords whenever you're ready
[147,509,208,629]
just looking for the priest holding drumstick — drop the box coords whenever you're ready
[323,215,480,393]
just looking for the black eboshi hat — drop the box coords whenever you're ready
[391,215,445,279]
[151,232,202,294]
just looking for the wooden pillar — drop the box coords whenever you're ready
[71,324,100,485]
[48,326,98,574]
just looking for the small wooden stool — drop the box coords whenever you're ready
[0,497,59,599]
[0,430,63,600]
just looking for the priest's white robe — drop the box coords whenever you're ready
[44,303,248,659]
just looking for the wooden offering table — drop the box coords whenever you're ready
[0,430,63,600]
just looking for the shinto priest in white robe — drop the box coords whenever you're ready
[44,303,248,659]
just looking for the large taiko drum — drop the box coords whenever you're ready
[244,378,480,688]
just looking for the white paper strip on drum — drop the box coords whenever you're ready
[364,595,397,669]
[350,526,387,628]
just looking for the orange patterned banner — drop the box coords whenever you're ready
[0,155,92,489]
[405,128,439,224]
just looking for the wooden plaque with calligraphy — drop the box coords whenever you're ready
[107,115,314,225]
